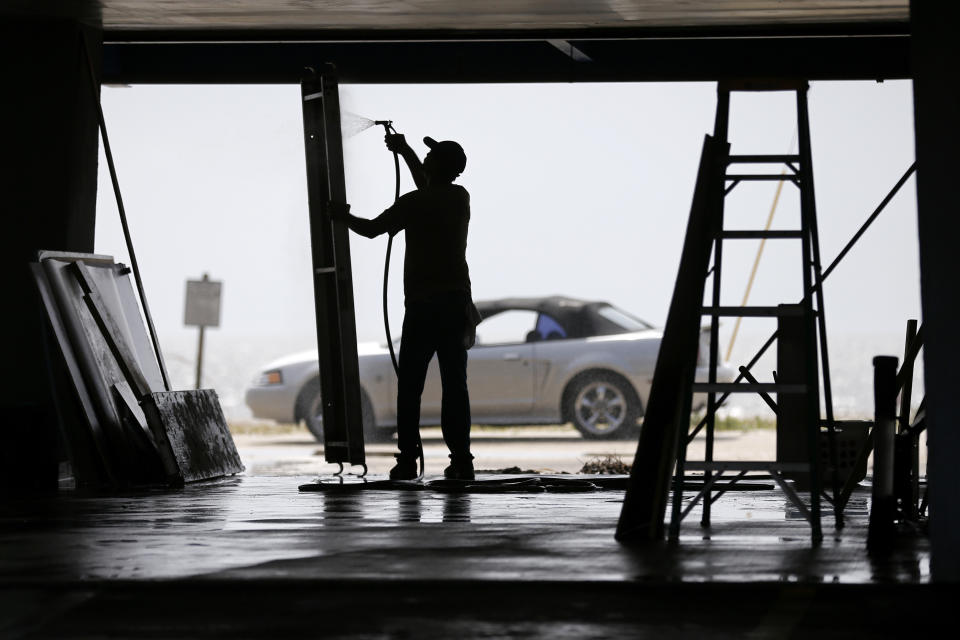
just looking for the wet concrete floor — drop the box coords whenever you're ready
[234,424,847,476]
[0,470,945,638]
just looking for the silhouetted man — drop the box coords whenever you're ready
[330,134,476,480]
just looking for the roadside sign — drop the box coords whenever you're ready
[184,275,222,328]
[185,273,222,389]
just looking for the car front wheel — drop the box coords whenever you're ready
[565,373,640,440]
[296,379,390,443]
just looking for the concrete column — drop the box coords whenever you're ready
[910,1,960,581]
[0,20,101,490]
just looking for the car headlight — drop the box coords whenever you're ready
[256,369,284,386]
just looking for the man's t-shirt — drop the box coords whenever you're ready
[372,183,471,303]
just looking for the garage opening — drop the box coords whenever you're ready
[92,80,923,478]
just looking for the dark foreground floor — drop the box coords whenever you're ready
[0,475,947,638]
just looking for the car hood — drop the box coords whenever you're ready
[260,342,387,369]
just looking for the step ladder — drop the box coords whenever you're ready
[670,81,838,545]
[615,80,838,545]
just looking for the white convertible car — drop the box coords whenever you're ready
[246,296,732,441]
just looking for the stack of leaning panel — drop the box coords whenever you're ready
[32,251,243,488]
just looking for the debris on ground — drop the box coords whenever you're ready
[579,455,631,474]
[477,466,541,474]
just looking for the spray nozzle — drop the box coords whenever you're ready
[374,120,396,133]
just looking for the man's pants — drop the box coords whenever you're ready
[396,292,472,463]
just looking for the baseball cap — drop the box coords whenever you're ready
[424,136,467,175]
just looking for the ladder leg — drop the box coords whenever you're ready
[703,241,721,529]
[812,223,841,530]
[797,87,841,530]
[702,87,731,530]
[796,85,824,545]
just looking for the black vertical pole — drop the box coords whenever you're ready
[869,355,898,554]
[81,33,170,392]
[896,320,919,520]
[911,0,960,581]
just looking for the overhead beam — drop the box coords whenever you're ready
[102,35,910,84]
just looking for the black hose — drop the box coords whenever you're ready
[384,147,401,377]
[380,123,424,480]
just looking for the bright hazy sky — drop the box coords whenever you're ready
[95,81,920,359]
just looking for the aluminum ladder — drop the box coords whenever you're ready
[668,81,839,545]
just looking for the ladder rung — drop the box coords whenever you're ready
[726,174,799,182]
[720,230,804,239]
[692,383,807,393]
[683,462,811,473]
[727,155,800,164]
[701,306,804,318]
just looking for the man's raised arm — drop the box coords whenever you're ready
[386,134,428,189]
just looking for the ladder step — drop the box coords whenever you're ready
[726,174,799,182]
[692,383,807,393]
[727,154,800,164]
[720,230,803,239]
[701,306,804,317]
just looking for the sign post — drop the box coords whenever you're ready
[184,273,222,390]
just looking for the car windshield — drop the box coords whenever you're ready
[475,309,539,345]
[594,305,654,333]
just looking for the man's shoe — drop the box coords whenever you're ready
[443,461,475,481]
[389,456,418,480]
